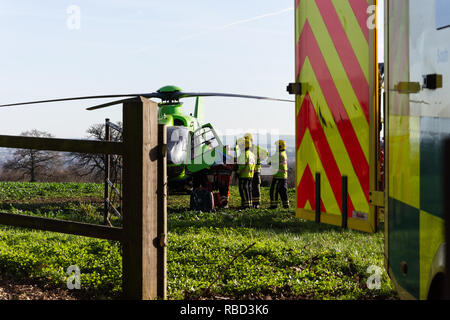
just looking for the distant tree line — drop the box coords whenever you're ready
[260,164,296,189]
[0,123,122,183]
[0,123,296,189]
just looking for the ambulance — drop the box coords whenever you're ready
[384,0,450,300]
[292,0,450,299]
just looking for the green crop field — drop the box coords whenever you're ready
[0,182,398,300]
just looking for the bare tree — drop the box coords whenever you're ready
[2,129,62,182]
[69,122,122,182]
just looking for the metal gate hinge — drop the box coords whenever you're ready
[159,233,168,248]
[159,144,167,158]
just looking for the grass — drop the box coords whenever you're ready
[0,181,398,300]
[0,182,103,201]
[0,228,122,298]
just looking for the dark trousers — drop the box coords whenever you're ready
[252,172,261,206]
[217,173,232,207]
[270,178,289,208]
[238,178,253,208]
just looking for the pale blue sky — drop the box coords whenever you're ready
[0,1,383,139]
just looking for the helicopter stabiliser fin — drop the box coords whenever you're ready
[194,97,205,123]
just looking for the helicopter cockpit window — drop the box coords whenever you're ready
[167,126,189,164]
[192,127,218,149]
[191,127,220,160]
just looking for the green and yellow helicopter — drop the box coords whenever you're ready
[0,85,293,191]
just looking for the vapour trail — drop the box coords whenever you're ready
[179,7,294,42]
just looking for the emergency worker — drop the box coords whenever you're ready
[213,145,234,208]
[236,136,256,209]
[269,140,289,209]
[244,133,268,209]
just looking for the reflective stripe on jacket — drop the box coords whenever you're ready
[253,145,269,173]
[237,149,256,178]
[271,150,288,179]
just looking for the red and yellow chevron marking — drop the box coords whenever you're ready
[295,0,376,232]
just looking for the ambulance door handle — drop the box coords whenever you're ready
[393,82,421,94]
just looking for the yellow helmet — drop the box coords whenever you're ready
[275,140,286,151]
[244,135,252,149]
[244,132,254,143]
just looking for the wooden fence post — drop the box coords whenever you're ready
[121,97,163,300]
[104,118,111,226]
[157,124,167,299]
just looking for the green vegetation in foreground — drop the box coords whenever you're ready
[0,182,398,300]
[0,182,103,202]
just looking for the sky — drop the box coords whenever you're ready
[0,1,384,139]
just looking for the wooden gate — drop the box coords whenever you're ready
[0,97,167,300]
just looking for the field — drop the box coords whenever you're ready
[0,182,398,300]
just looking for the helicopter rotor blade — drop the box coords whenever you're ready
[86,98,137,111]
[0,94,147,108]
[177,92,295,103]
[86,93,165,111]
[0,90,294,110]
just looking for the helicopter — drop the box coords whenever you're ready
[0,85,294,192]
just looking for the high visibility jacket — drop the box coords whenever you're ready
[237,149,256,178]
[234,140,244,163]
[270,150,288,179]
[252,145,269,173]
